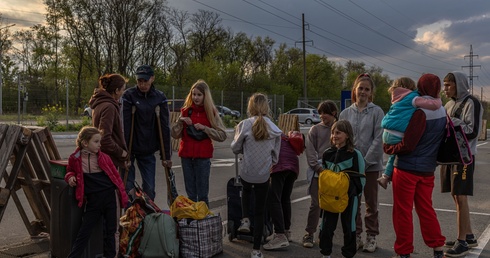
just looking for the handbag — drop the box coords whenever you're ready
[186,108,209,141]
[436,96,473,165]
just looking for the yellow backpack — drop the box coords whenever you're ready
[318,169,350,213]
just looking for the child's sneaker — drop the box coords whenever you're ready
[263,233,289,250]
[302,233,314,248]
[445,240,469,257]
[445,238,477,248]
[251,249,263,258]
[356,234,363,250]
[238,218,251,233]
[363,234,377,252]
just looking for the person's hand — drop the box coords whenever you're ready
[377,174,390,189]
[162,160,172,168]
[180,117,192,125]
[194,123,207,131]
[68,176,77,187]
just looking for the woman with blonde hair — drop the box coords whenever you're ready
[171,79,227,205]
[231,93,282,258]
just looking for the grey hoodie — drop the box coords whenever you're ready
[231,116,282,184]
[339,102,385,172]
[444,71,483,154]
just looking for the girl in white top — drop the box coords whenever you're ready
[231,93,282,258]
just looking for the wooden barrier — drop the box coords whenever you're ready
[277,114,299,133]
[0,124,58,237]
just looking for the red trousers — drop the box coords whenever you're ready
[392,168,445,255]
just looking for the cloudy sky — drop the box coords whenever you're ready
[2,0,490,99]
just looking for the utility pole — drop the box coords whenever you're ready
[462,45,480,95]
[295,14,312,108]
[0,23,16,116]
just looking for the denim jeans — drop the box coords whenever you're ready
[127,153,157,200]
[181,158,211,205]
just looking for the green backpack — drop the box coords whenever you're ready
[138,212,179,258]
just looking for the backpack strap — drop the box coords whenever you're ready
[453,96,469,119]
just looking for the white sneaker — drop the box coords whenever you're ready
[238,218,251,233]
[356,234,363,250]
[363,234,377,252]
[251,249,263,258]
[263,233,289,250]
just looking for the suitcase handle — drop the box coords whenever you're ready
[234,154,243,187]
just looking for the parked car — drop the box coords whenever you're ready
[285,108,320,125]
[167,99,185,112]
[83,105,92,118]
[215,105,240,118]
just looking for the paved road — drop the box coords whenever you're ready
[1,128,490,257]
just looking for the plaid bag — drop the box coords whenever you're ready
[178,215,223,258]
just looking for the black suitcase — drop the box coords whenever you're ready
[50,177,104,258]
[227,155,271,243]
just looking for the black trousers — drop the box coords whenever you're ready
[68,188,118,258]
[319,194,360,258]
[268,170,297,233]
[241,179,269,250]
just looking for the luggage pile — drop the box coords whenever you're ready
[119,185,223,258]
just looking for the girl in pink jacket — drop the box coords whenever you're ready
[64,126,128,258]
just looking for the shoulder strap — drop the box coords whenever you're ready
[187,107,193,116]
[454,96,469,119]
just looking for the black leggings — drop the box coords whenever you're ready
[241,179,269,250]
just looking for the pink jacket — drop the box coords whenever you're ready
[65,148,128,208]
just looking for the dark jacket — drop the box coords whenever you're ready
[89,89,127,168]
[122,84,171,160]
[384,74,446,174]
[322,146,366,197]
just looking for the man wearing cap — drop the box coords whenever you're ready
[122,65,172,200]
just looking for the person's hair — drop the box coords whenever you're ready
[351,73,375,103]
[183,79,222,129]
[443,73,456,83]
[317,100,338,121]
[330,120,355,152]
[388,77,416,93]
[247,93,271,141]
[98,74,128,94]
[76,126,102,149]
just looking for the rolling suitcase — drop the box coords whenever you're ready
[50,160,103,258]
[227,155,271,243]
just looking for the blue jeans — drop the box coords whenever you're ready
[181,158,211,205]
[127,153,156,200]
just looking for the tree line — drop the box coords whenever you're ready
[0,0,487,121]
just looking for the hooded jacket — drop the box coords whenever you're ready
[122,84,171,160]
[444,71,483,154]
[89,89,128,168]
[384,74,446,174]
[231,116,282,184]
[339,102,384,172]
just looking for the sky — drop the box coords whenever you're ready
[1,0,490,99]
